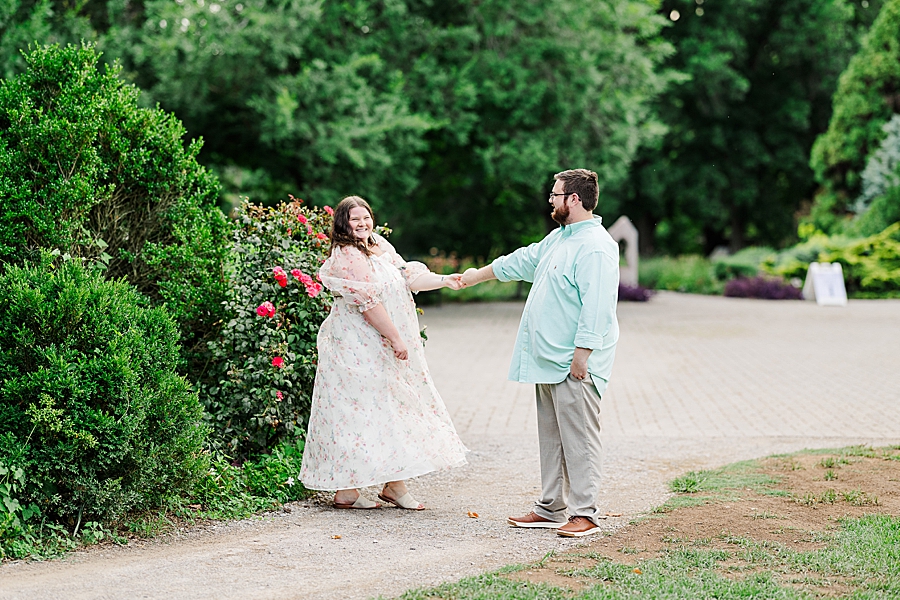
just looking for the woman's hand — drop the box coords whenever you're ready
[443,273,465,290]
[390,337,409,360]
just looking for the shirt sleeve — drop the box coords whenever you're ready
[318,245,384,312]
[572,249,619,349]
[374,234,430,288]
[490,234,553,283]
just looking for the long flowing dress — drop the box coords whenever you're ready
[299,234,468,490]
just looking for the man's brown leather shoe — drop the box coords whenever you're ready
[507,511,565,528]
[557,516,600,537]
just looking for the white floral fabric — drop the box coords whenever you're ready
[299,234,467,490]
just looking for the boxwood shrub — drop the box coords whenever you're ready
[0,257,208,526]
[0,43,232,368]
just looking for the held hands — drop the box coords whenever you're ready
[443,273,465,291]
[460,268,480,288]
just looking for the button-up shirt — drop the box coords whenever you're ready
[490,216,619,394]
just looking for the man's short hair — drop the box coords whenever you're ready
[554,169,599,211]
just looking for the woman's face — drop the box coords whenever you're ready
[348,206,374,241]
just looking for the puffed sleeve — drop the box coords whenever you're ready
[318,245,384,312]
[374,234,430,289]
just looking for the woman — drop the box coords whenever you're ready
[299,196,468,510]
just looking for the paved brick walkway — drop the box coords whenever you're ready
[430,292,899,442]
[2,293,898,600]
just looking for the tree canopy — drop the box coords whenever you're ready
[808,0,900,233]
[620,0,875,255]
[0,0,888,256]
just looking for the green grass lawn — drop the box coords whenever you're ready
[391,446,900,600]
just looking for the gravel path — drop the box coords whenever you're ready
[2,293,899,600]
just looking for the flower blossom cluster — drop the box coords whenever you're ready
[273,266,288,288]
[292,268,323,297]
[256,301,276,317]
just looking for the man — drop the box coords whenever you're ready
[461,168,619,537]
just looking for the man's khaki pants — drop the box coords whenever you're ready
[532,374,603,526]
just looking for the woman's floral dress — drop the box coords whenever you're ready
[299,234,468,490]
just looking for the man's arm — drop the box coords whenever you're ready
[462,234,555,287]
[571,250,618,377]
[461,265,497,287]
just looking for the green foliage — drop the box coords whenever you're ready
[639,255,723,294]
[0,0,100,79]
[821,221,900,296]
[712,247,776,281]
[0,43,232,365]
[766,224,900,297]
[845,114,900,236]
[17,0,676,258]
[187,437,309,520]
[627,0,863,254]
[401,0,677,255]
[202,200,332,457]
[808,0,900,232]
[0,257,208,529]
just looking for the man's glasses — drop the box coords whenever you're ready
[549,192,575,200]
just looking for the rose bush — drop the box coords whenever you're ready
[201,199,333,457]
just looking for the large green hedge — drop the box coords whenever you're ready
[0,257,208,526]
[0,43,232,361]
[808,0,900,232]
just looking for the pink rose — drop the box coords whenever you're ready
[306,283,323,298]
[299,273,313,285]
[291,268,302,279]
[273,266,286,278]
[297,215,308,225]
[307,226,314,236]
[272,356,284,368]
[316,232,328,241]
[256,301,276,317]
[323,206,334,216]
[276,391,283,400]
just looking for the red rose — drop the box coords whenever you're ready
[297,215,308,225]
[272,356,284,368]
[256,301,276,317]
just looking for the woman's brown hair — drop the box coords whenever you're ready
[329,196,377,256]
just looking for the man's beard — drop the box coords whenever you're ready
[551,201,570,225]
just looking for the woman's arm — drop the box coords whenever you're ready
[362,303,408,360]
[408,272,464,292]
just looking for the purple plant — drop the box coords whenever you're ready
[723,276,802,300]
[618,283,654,302]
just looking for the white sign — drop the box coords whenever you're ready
[802,262,848,306]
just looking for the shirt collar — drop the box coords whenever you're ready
[559,215,602,237]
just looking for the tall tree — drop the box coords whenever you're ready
[3,0,676,257]
[621,0,867,254]
[808,0,900,233]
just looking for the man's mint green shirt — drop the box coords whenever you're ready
[490,216,619,394]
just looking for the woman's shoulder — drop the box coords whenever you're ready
[332,242,368,259]
[372,233,395,253]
